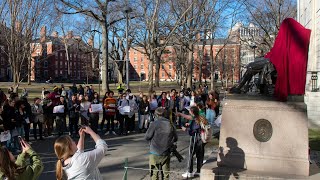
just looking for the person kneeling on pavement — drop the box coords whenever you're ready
[145,108,178,180]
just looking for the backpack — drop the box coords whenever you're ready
[200,120,213,143]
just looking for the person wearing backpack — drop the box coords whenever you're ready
[177,106,207,178]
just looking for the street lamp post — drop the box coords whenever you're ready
[123,6,132,90]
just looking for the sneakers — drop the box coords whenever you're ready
[182,172,194,178]
[104,131,110,135]
[112,131,117,135]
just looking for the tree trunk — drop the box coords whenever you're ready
[148,57,154,93]
[101,23,109,92]
[210,49,215,91]
[186,48,193,88]
[198,45,204,83]
[154,54,160,87]
[27,56,31,85]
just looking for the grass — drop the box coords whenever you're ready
[0,81,181,99]
[309,129,320,151]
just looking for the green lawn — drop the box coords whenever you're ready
[309,129,320,151]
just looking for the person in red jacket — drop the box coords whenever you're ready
[103,91,117,135]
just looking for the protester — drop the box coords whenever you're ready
[0,139,43,180]
[54,97,67,136]
[54,126,108,180]
[176,91,190,128]
[89,92,100,133]
[149,95,158,122]
[127,93,138,134]
[21,88,28,98]
[117,94,129,135]
[206,91,217,126]
[15,100,29,143]
[79,94,91,125]
[31,97,44,140]
[3,99,20,152]
[68,94,80,137]
[42,91,54,136]
[177,106,207,178]
[103,91,117,135]
[145,108,178,180]
[138,95,149,132]
[157,92,170,119]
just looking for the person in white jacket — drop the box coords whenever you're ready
[54,126,108,180]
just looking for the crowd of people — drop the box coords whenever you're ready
[0,82,221,179]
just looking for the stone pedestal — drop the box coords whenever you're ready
[216,97,309,176]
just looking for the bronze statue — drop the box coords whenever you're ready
[230,57,277,95]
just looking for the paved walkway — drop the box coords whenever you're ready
[31,129,215,180]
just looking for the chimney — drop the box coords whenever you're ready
[40,26,46,42]
[67,31,73,39]
[15,21,22,32]
[51,31,58,38]
[88,36,94,47]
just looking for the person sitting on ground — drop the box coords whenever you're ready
[54,126,108,180]
[0,139,43,180]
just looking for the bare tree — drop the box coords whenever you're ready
[242,0,297,53]
[0,0,52,85]
[56,0,126,92]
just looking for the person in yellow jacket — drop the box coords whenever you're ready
[0,138,44,180]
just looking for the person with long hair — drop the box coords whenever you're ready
[177,106,207,178]
[54,126,108,180]
[0,138,43,180]
[205,91,217,125]
[89,92,100,133]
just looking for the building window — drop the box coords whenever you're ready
[60,70,63,75]
[55,61,58,68]
[44,70,48,77]
[134,50,137,55]
[141,65,144,69]
[60,61,62,66]
[169,65,172,70]
[55,70,58,75]
[162,64,165,69]
[168,72,172,77]
[141,57,144,62]
[44,61,48,68]
[162,72,165,78]
[134,57,137,62]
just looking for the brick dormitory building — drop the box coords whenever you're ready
[31,26,99,83]
[128,36,241,83]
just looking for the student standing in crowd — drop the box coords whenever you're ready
[117,94,129,135]
[54,126,108,180]
[54,97,67,136]
[3,99,20,152]
[127,94,138,134]
[176,91,190,128]
[15,100,29,143]
[177,106,207,178]
[79,94,91,125]
[31,97,44,140]
[89,92,100,133]
[42,91,53,136]
[103,91,117,135]
[149,95,158,122]
[138,95,149,133]
[68,94,80,138]
[157,92,170,119]
[0,139,43,180]
[206,91,217,126]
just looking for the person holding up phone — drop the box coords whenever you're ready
[54,126,108,180]
[0,137,44,180]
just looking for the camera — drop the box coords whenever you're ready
[170,144,184,162]
[78,125,86,129]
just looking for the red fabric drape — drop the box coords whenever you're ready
[265,18,311,101]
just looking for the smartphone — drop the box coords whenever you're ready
[78,125,86,129]
[18,136,23,142]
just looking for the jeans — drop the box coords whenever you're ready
[149,154,170,180]
[105,114,115,132]
[206,109,216,126]
[90,113,99,133]
[139,114,149,129]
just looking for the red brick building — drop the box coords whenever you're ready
[128,39,240,83]
[31,27,99,83]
